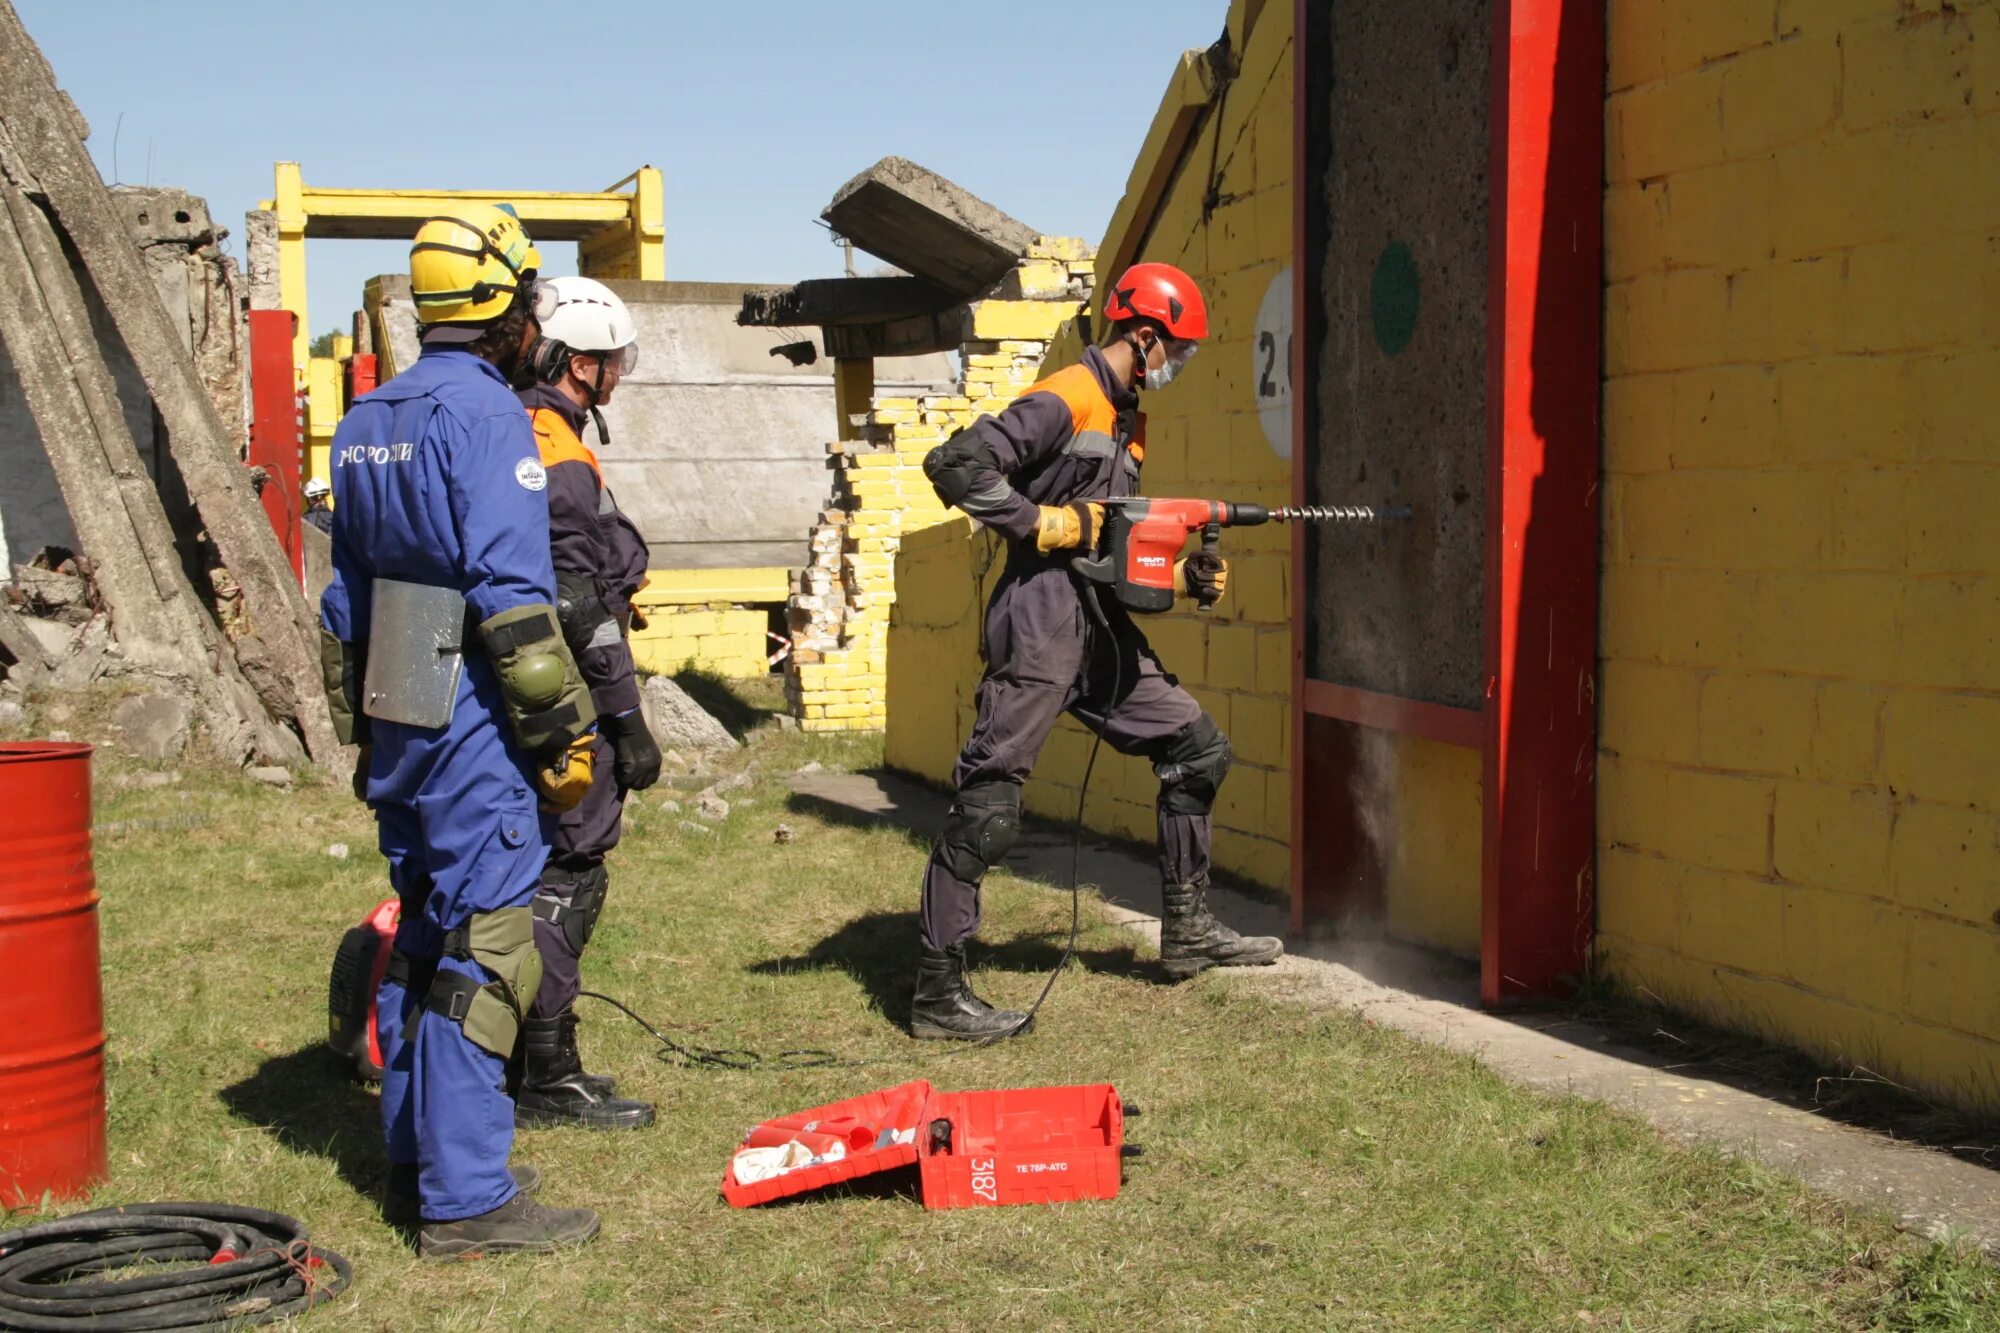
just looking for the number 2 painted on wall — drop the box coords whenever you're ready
[1258,330,1290,400]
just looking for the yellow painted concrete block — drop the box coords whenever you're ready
[1782,885,1912,1009]
[1606,66,1727,184]
[1883,690,2000,811]
[1811,682,1887,784]
[1773,130,1903,261]
[1604,269,1737,376]
[1678,866,1787,976]
[1698,673,1816,776]
[1773,780,1894,898]
[1734,573,1904,681]
[1908,464,2000,574]
[1600,754,1774,875]
[1659,0,1772,78]
[1231,693,1287,769]
[1204,624,1257,693]
[1829,467,1911,571]
[1601,660,1703,766]
[1597,847,1685,954]
[1656,157,1781,272]
[1842,10,1982,132]
[969,300,1078,341]
[1903,576,2000,691]
[1844,234,1989,354]
[1028,235,1092,262]
[1254,630,1293,695]
[1231,556,1288,626]
[1889,799,2000,926]
[1906,911,2000,1034]
[1719,35,1841,157]
[1224,836,1289,890]
[1386,734,1483,960]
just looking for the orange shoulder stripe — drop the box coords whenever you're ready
[1020,363,1117,437]
[528,406,601,479]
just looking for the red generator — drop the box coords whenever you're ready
[722,1079,1128,1211]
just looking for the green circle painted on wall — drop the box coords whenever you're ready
[1370,241,1420,356]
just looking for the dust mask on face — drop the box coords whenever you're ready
[1143,338,1197,391]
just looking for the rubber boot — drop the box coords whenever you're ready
[1159,880,1284,980]
[514,1012,656,1131]
[385,1162,539,1229]
[418,1191,600,1260]
[909,944,1033,1041]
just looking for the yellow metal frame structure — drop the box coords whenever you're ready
[262,161,665,478]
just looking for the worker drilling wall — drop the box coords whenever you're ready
[886,0,1303,891]
[788,249,1094,730]
[1599,0,2000,1108]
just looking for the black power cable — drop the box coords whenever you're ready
[579,589,1118,1067]
[0,1203,349,1331]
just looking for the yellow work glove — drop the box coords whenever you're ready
[1034,501,1106,554]
[536,733,596,812]
[1177,550,1229,608]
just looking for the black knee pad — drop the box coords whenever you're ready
[933,781,1022,883]
[533,864,610,955]
[1153,716,1231,816]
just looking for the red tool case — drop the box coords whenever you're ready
[721,1079,1125,1210]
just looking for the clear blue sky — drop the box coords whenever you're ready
[17,0,1227,340]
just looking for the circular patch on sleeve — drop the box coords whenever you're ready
[514,457,548,492]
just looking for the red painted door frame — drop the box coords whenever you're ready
[1290,0,1604,1003]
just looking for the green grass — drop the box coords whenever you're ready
[5,685,1996,1330]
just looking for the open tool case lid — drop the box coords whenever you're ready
[721,1079,1126,1210]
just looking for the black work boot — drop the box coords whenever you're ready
[1159,880,1284,980]
[514,1012,655,1131]
[385,1162,540,1229]
[910,944,1033,1041]
[418,1190,599,1260]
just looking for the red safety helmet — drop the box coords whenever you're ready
[1103,262,1209,341]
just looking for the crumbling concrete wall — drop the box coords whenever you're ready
[111,187,246,439]
[1,186,246,569]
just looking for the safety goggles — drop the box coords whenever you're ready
[527,278,559,324]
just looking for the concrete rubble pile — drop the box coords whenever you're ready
[0,0,336,766]
[753,159,1094,732]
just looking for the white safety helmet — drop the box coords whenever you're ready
[303,476,331,500]
[526,275,639,384]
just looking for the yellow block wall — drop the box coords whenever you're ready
[1601,0,2000,1106]
[628,571,787,679]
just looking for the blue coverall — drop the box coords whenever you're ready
[320,347,555,1222]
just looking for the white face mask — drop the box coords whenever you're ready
[1143,338,1198,391]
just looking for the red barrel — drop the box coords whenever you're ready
[0,742,105,1207]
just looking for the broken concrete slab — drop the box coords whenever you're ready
[111,691,189,760]
[822,157,1039,297]
[639,674,738,753]
[738,275,960,329]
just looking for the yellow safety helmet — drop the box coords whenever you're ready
[409,203,544,332]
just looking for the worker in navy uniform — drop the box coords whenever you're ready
[911,262,1283,1041]
[302,476,334,534]
[511,276,660,1130]
[319,204,601,1257]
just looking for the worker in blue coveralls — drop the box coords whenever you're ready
[318,204,602,1259]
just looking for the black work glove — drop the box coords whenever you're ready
[1182,549,1229,608]
[601,709,662,792]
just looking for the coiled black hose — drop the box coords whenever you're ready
[0,1203,349,1331]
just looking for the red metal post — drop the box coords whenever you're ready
[346,353,378,408]
[1289,0,1311,936]
[246,310,303,587]
[1480,0,1605,1004]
